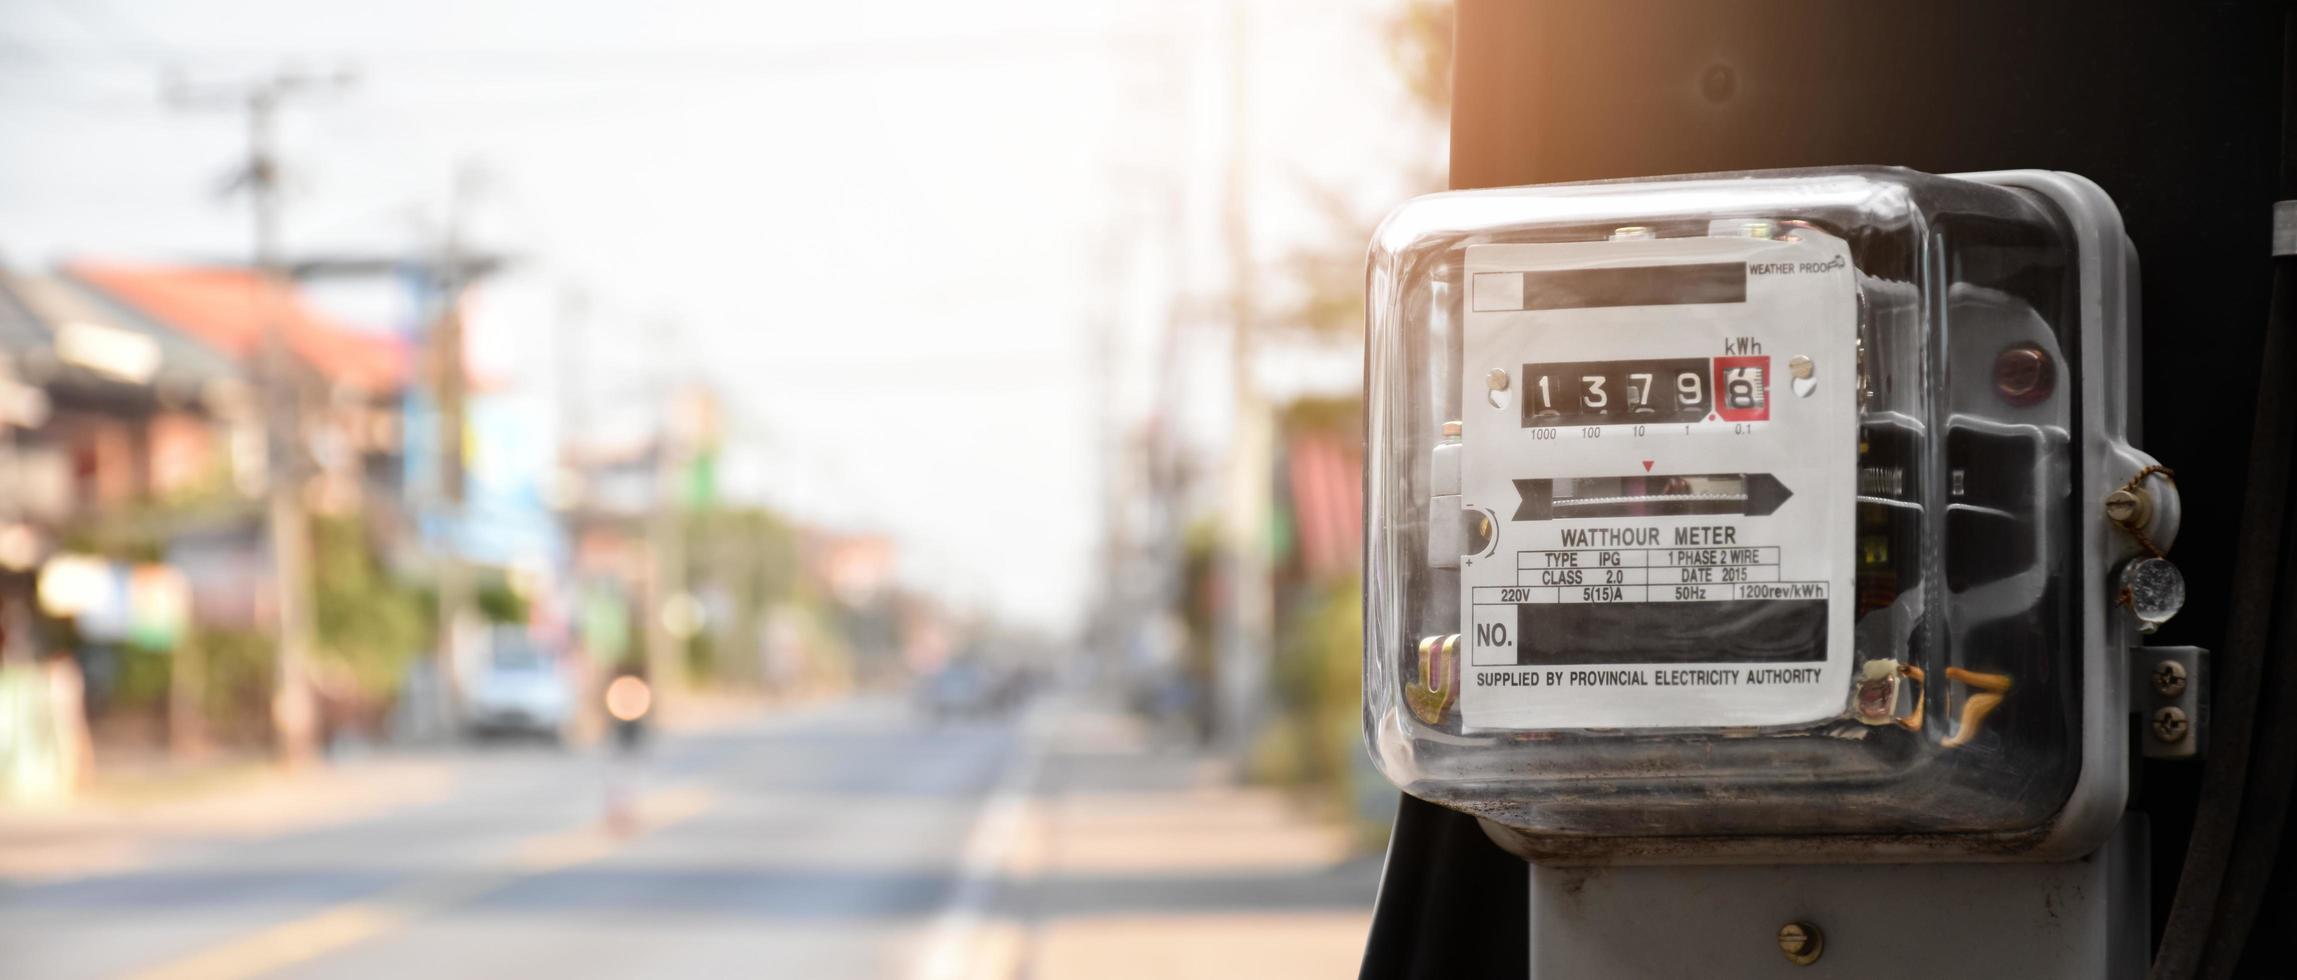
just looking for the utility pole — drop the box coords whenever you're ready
[430,164,478,723]
[555,289,589,502]
[643,323,692,697]
[1089,229,1126,675]
[284,172,506,742]
[169,69,352,767]
[1216,0,1274,755]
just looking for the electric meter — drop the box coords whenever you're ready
[1363,168,2181,859]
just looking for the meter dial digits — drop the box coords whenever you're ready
[1714,355,1772,422]
[1522,357,1713,428]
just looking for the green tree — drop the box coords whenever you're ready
[310,514,429,697]
[1253,1,1454,828]
[1275,0,1454,339]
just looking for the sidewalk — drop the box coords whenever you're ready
[934,697,1385,980]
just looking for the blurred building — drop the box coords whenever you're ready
[552,389,900,695]
[557,437,657,671]
[0,267,250,662]
[806,530,904,684]
[71,262,410,517]
[1274,409,1363,587]
[66,263,411,631]
[0,260,413,758]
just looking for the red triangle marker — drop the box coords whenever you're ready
[1641,459,1655,472]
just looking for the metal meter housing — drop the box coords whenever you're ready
[1363,168,2166,860]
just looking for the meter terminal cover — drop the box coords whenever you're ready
[1363,168,2157,861]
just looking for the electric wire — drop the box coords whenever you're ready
[2149,9,2297,978]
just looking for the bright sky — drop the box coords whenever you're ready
[0,0,1438,631]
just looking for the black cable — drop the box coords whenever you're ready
[2208,457,2297,979]
[1356,793,1528,980]
[2149,10,2297,979]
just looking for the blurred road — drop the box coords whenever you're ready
[0,694,1379,980]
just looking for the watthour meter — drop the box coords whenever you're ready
[1364,168,2183,860]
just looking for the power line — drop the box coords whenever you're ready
[42,0,175,61]
[0,29,1185,78]
[0,38,158,108]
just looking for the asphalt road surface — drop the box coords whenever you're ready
[1,696,1025,979]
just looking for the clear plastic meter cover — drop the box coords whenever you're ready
[1364,168,2091,842]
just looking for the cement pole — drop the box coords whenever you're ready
[644,325,690,697]
[169,72,349,767]
[429,164,478,725]
[1217,0,1274,756]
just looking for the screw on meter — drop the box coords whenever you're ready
[1456,232,1857,731]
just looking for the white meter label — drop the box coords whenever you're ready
[1456,234,1857,731]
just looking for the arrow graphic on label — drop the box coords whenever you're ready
[1742,472,1794,516]
[1511,472,1793,521]
[1641,459,1655,472]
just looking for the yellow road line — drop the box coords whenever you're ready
[121,784,717,980]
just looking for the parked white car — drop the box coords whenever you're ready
[462,638,574,741]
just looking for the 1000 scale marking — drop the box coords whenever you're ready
[1526,421,1764,440]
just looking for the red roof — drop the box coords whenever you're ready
[69,262,409,394]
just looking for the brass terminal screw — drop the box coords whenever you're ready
[2105,488,2151,529]
[2152,660,2188,699]
[1777,921,1824,966]
[1788,354,1814,380]
[1485,368,1510,391]
[2152,706,2191,744]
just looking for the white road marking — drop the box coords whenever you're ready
[909,717,1049,980]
